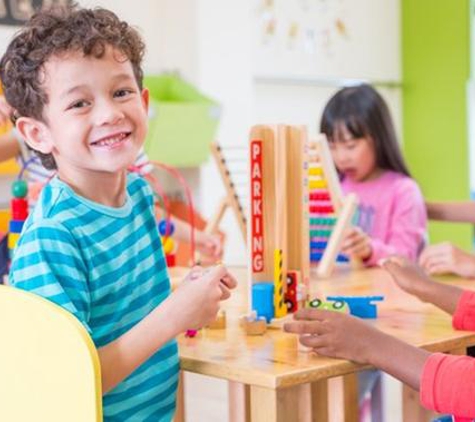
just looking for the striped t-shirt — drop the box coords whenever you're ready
[9,172,179,421]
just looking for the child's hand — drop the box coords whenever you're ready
[196,232,223,263]
[341,227,372,260]
[381,256,433,297]
[171,265,237,332]
[419,242,475,278]
[283,308,378,364]
[0,96,12,127]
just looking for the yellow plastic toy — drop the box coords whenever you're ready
[0,285,102,421]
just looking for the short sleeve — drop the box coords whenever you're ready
[9,219,91,333]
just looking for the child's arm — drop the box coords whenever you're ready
[284,308,430,390]
[0,131,21,162]
[382,258,463,315]
[426,201,475,223]
[284,308,475,416]
[170,215,223,261]
[419,242,475,278]
[98,265,236,392]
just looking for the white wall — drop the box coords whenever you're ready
[0,1,401,266]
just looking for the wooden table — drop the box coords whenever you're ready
[174,267,475,422]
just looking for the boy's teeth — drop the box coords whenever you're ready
[95,133,126,146]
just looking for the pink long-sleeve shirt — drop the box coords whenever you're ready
[342,171,427,266]
[420,290,475,421]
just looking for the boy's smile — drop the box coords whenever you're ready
[17,45,148,205]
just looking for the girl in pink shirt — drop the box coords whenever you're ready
[285,257,475,421]
[320,84,427,265]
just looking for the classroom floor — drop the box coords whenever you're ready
[183,372,403,421]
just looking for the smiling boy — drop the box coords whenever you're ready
[1,5,236,420]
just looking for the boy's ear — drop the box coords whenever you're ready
[141,88,149,113]
[15,117,53,154]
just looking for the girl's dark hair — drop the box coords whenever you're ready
[0,4,145,170]
[320,84,411,177]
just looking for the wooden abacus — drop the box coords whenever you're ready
[307,136,358,278]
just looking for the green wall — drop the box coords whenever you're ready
[402,0,472,249]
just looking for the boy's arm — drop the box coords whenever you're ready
[426,201,475,223]
[98,265,236,393]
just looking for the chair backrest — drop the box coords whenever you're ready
[0,285,102,421]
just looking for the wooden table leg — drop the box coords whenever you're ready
[328,374,358,422]
[229,381,250,422]
[174,371,185,422]
[402,385,433,422]
[310,380,329,422]
[250,385,302,422]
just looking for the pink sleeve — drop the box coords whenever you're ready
[453,290,475,331]
[420,352,475,419]
[366,180,427,266]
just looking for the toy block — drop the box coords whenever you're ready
[207,309,226,330]
[284,271,299,313]
[251,282,274,323]
[307,298,349,313]
[326,296,384,318]
[240,314,267,336]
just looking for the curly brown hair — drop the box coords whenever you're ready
[0,4,146,170]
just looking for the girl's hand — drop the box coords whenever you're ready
[381,256,433,298]
[341,227,372,261]
[419,242,475,278]
[171,265,237,331]
[283,308,380,364]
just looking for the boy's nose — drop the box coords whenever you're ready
[95,101,125,126]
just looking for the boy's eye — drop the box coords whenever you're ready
[114,89,134,98]
[68,100,89,109]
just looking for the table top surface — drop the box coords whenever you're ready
[173,266,475,389]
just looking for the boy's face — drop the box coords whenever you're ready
[19,46,148,178]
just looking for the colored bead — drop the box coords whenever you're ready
[162,236,175,255]
[11,180,28,198]
[9,220,24,234]
[158,219,175,236]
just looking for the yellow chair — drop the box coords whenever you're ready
[0,284,102,421]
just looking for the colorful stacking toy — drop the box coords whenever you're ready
[8,180,28,259]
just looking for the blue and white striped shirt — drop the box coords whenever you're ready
[10,172,179,421]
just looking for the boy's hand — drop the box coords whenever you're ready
[171,265,237,332]
[196,232,223,263]
[341,227,372,261]
[419,242,475,278]
[381,257,433,298]
[283,308,379,364]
